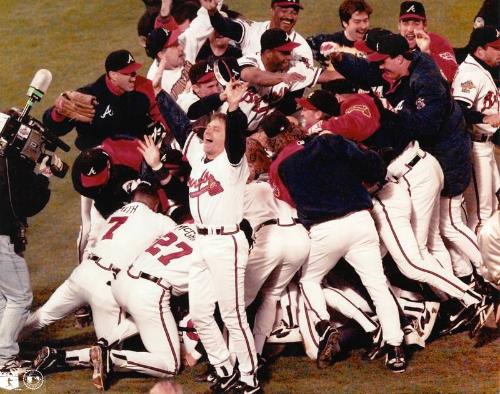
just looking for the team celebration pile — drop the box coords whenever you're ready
[1,0,499,392]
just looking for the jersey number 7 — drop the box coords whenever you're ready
[145,232,193,266]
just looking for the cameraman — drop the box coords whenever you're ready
[0,146,58,374]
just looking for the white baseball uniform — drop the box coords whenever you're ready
[370,144,481,307]
[183,114,258,385]
[452,54,500,234]
[237,54,322,131]
[22,202,176,366]
[478,210,500,289]
[110,224,198,377]
[243,178,310,354]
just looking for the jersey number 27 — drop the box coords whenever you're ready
[145,232,193,266]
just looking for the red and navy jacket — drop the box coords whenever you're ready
[320,93,413,161]
[272,134,386,228]
[43,75,167,151]
[332,51,471,197]
[72,137,187,218]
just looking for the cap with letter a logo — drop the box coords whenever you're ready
[399,1,426,21]
[73,147,111,188]
[105,49,142,74]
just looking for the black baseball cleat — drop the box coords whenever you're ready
[210,369,240,393]
[385,345,407,373]
[439,303,477,336]
[363,324,385,361]
[90,343,112,391]
[231,380,263,394]
[316,321,341,369]
[32,346,66,372]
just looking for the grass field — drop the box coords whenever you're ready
[0,0,498,393]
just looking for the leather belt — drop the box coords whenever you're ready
[369,179,388,196]
[127,266,171,291]
[196,225,240,235]
[254,218,298,234]
[471,133,493,143]
[405,152,425,169]
[89,254,120,277]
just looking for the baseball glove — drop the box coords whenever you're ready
[54,91,97,123]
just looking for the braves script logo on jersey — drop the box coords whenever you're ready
[481,91,497,112]
[345,104,371,118]
[188,171,224,197]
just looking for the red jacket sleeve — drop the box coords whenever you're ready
[134,76,171,134]
[429,32,458,83]
[320,94,380,142]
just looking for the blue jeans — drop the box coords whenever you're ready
[0,235,32,363]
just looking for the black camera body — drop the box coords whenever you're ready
[0,110,70,177]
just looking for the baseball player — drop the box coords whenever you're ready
[267,110,405,372]
[200,0,313,63]
[243,138,310,357]
[26,182,176,379]
[312,85,483,317]
[452,26,500,234]
[236,28,341,131]
[87,224,199,389]
[397,1,458,83]
[157,80,261,392]
[478,189,500,290]
[307,0,372,64]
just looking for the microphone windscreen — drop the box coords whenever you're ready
[30,69,52,94]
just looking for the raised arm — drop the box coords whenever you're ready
[225,80,249,165]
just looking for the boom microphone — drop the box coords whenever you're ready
[19,69,53,121]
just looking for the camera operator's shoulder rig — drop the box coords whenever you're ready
[0,109,70,177]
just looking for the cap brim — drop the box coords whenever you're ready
[196,72,216,84]
[166,27,184,48]
[273,2,303,9]
[486,38,500,50]
[354,40,374,54]
[117,62,142,74]
[80,167,110,188]
[296,97,318,111]
[274,41,301,52]
[366,52,390,62]
[399,14,426,21]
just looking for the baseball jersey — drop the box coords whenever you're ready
[91,201,176,268]
[246,176,299,224]
[235,20,313,64]
[451,54,499,137]
[243,180,280,229]
[131,224,197,296]
[177,90,200,115]
[183,124,249,226]
[237,55,322,130]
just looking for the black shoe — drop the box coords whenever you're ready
[385,345,406,373]
[33,346,66,372]
[90,342,112,390]
[363,324,385,360]
[210,369,240,393]
[231,380,263,394]
[439,303,477,336]
[316,322,341,369]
